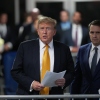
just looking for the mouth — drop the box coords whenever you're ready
[43,36,47,39]
[92,38,97,40]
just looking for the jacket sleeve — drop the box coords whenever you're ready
[11,43,33,92]
[70,49,82,94]
[63,46,75,89]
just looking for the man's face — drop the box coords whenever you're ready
[0,14,8,24]
[60,11,69,22]
[89,25,100,46]
[72,12,81,24]
[37,23,56,44]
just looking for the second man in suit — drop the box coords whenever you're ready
[71,20,100,100]
[61,11,90,53]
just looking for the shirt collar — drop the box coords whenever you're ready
[72,23,81,28]
[39,39,53,49]
[91,43,100,51]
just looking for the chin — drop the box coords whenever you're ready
[42,40,48,44]
[93,43,99,46]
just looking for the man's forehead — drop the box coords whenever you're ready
[90,25,100,28]
[90,25,100,30]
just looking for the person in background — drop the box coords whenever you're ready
[26,7,40,36]
[0,13,13,52]
[18,12,33,36]
[0,12,18,95]
[11,16,74,99]
[54,9,71,41]
[15,8,40,50]
[61,11,90,53]
[28,15,43,40]
[31,7,40,23]
[14,12,33,49]
[71,20,100,100]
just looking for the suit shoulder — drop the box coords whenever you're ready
[54,40,69,49]
[20,39,38,46]
[82,26,88,31]
[80,43,91,50]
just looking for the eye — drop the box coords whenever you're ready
[46,27,51,31]
[40,27,44,29]
[90,31,94,34]
[89,31,100,35]
[39,27,44,31]
[96,32,100,34]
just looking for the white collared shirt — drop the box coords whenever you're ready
[0,24,7,37]
[39,39,54,72]
[89,44,100,68]
[72,24,82,46]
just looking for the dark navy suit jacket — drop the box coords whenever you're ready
[61,26,90,46]
[54,22,71,42]
[71,43,100,95]
[11,39,74,95]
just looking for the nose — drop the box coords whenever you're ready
[43,28,47,33]
[93,33,97,37]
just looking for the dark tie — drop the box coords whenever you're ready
[74,26,78,46]
[91,47,98,75]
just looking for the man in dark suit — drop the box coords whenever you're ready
[70,20,100,100]
[54,9,71,41]
[61,26,89,48]
[15,8,40,50]
[11,16,74,99]
[61,11,90,53]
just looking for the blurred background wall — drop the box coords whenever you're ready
[0,0,100,26]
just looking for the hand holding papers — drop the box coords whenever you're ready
[41,70,66,87]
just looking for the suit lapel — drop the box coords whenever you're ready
[94,59,100,78]
[32,39,40,81]
[69,29,74,45]
[84,44,92,77]
[81,27,84,43]
[53,41,60,72]
[70,25,75,46]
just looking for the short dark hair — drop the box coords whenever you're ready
[88,20,100,30]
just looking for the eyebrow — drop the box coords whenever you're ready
[90,31,100,33]
[89,31,100,34]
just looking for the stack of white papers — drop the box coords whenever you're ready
[41,70,66,87]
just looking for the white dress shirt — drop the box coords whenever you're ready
[89,44,100,68]
[39,39,54,72]
[30,39,54,92]
[0,24,7,37]
[72,24,82,47]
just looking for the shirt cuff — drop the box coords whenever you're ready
[30,81,34,92]
[70,46,73,51]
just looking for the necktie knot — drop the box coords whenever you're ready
[94,47,98,52]
[45,44,49,49]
